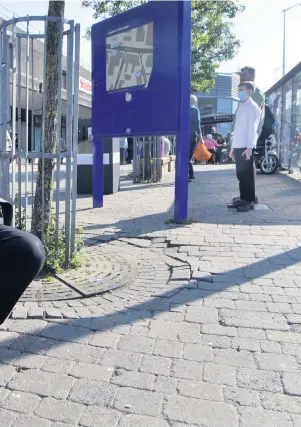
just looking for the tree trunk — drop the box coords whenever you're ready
[31,1,65,240]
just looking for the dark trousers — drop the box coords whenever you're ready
[189,135,197,179]
[234,148,255,203]
[0,226,45,324]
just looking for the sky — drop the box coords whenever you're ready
[0,0,300,91]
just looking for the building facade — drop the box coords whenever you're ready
[196,72,240,136]
[2,17,91,153]
[266,61,301,167]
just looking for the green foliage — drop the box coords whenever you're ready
[82,0,244,92]
[43,217,84,274]
[15,196,84,274]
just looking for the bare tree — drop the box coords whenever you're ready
[31,1,65,240]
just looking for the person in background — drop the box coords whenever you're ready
[228,81,261,212]
[127,137,133,164]
[120,137,128,165]
[161,136,171,157]
[204,133,219,163]
[240,66,265,135]
[190,95,203,181]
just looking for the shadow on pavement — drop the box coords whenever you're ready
[0,245,300,364]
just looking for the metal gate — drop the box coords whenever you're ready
[0,16,80,265]
[132,136,163,183]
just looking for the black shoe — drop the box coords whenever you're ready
[233,196,258,204]
[237,202,254,212]
[227,199,242,209]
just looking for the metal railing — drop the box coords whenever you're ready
[0,16,80,265]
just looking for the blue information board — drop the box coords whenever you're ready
[92,1,191,222]
[92,1,185,137]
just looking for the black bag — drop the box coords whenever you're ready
[0,198,13,226]
[258,104,275,142]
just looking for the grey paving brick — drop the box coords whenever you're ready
[283,373,301,396]
[203,297,235,309]
[45,308,63,319]
[69,379,118,406]
[178,379,223,401]
[149,320,201,343]
[11,308,28,320]
[117,335,155,354]
[141,354,171,376]
[8,369,75,399]
[118,414,169,427]
[154,375,177,394]
[0,408,18,427]
[223,386,260,407]
[41,357,75,374]
[183,343,213,362]
[79,406,121,427]
[238,328,266,340]
[171,360,203,380]
[114,387,163,417]
[254,352,298,372]
[213,348,255,368]
[100,349,142,370]
[12,353,47,369]
[260,340,282,354]
[27,308,44,319]
[10,335,55,355]
[235,300,267,312]
[261,392,301,414]
[0,388,10,403]
[240,407,293,427]
[164,395,238,426]
[153,339,183,359]
[292,414,301,426]
[0,331,19,347]
[231,337,260,352]
[0,364,17,386]
[111,369,155,390]
[34,398,84,424]
[266,330,301,344]
[12,414,52,427]
[201,324,237,337]
[46,342,101,363]
[237,368,283,392]
[70,362,113,382]
[219,309,288,331]
[185,306,218,324]
[89,332,120,348]
[202,334,231,349]
[2,391,41,413]
[203,363,236,386]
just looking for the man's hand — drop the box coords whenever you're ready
[242,148,253,160]
[229,148,235,160]
[198,136,204,144]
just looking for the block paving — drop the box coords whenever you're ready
[1,164,301,426]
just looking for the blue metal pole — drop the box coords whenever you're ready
[174,1,192,222]
[93,136,104,208]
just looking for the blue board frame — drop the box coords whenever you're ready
[92,1,184,137]
[92,1,191,222]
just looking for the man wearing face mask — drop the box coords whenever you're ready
[228,82,261,212]
[231,66,265,205]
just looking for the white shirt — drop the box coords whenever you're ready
[232,97,261,149]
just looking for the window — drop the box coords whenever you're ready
[62,70,67,90]
[217,98,232,114]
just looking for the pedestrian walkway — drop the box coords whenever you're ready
[2,164,301,427]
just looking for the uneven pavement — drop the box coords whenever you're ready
[2,164,301,426]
